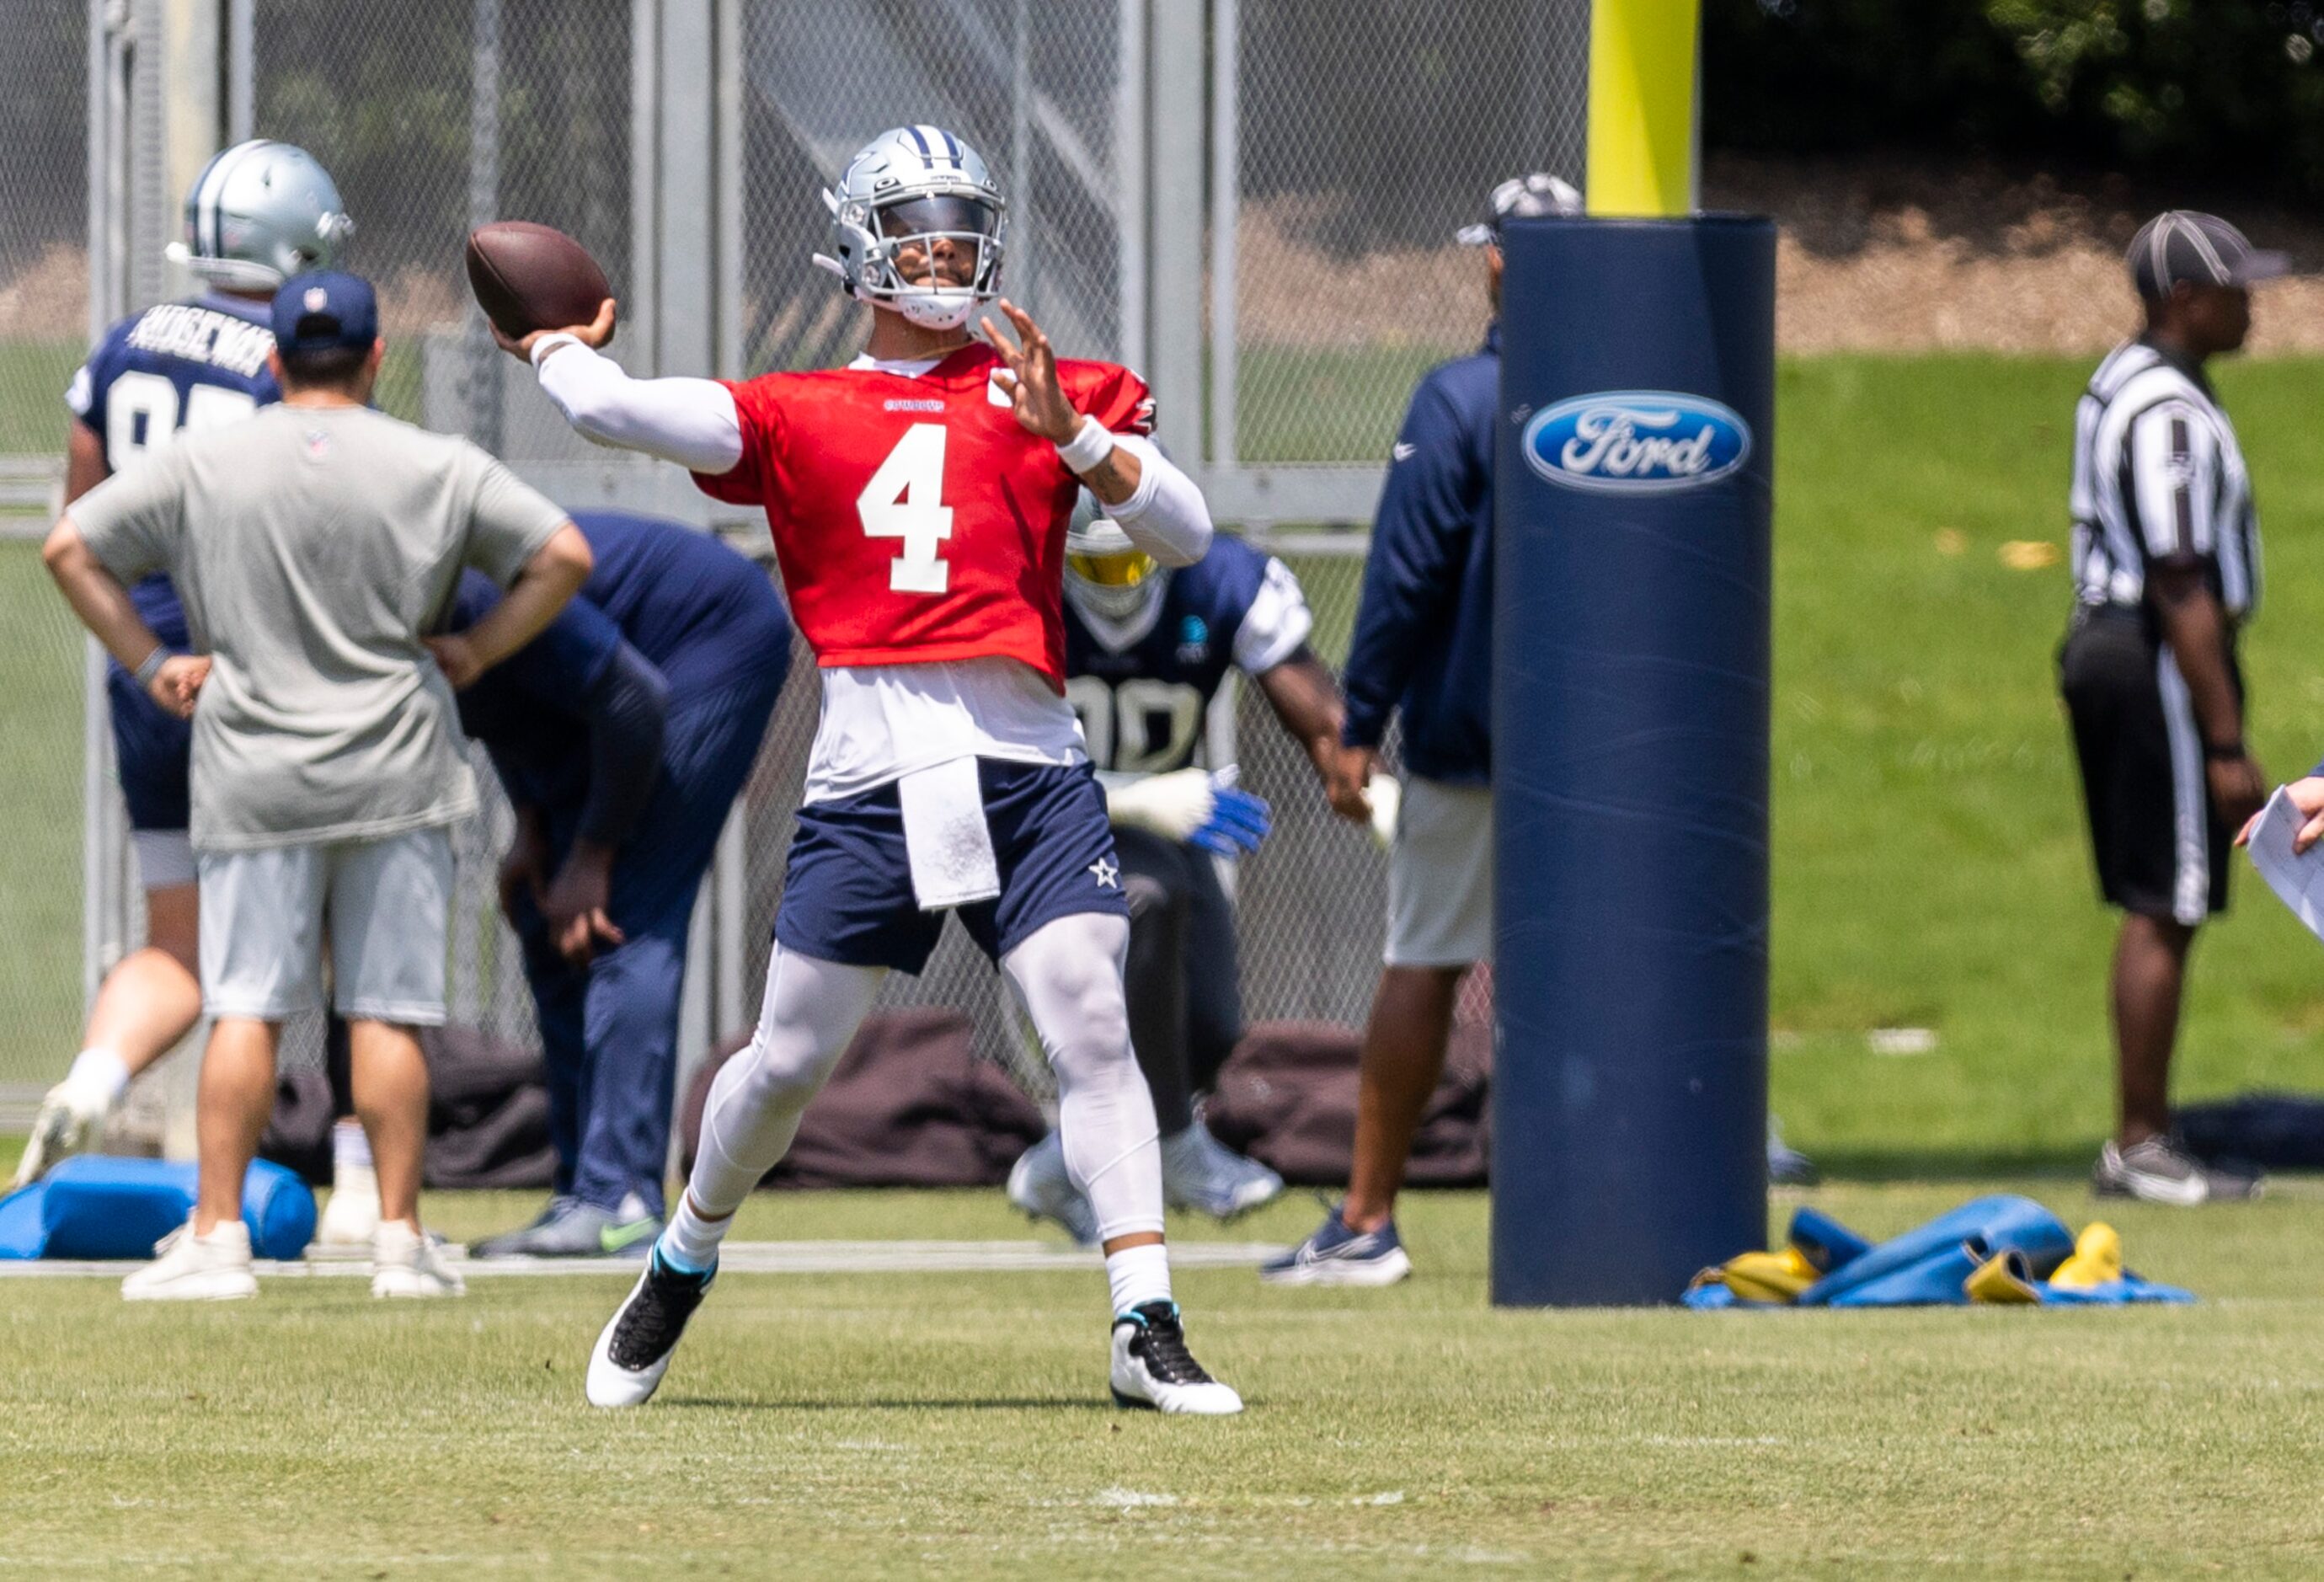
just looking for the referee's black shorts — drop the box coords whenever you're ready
[2058,604,2240,926]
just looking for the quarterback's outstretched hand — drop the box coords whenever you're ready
[980,298,1079,444]
[494,297,617,363]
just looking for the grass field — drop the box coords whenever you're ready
[6,1147,2324,1579]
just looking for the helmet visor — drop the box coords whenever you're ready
[878,195,996,286]
[1067,549,1157,589]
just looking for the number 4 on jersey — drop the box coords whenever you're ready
[857,423,954,594]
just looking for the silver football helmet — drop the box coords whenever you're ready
[1065,489,1167,624]
[164,140,354,293]
[814,125,1007,331]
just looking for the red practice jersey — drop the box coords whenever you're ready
[696,343,1155,690]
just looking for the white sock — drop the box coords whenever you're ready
[67,1047,131,1105]
[1105,1243,1173,1317]
[656,1195,729,1275]
[332,1119,373,1173]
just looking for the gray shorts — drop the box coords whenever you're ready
[197,826,452,1023]
[1385,777,1493,968]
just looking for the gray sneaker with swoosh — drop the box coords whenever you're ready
[2093,1136,2264,1206]
[1259,1205,1413,1286]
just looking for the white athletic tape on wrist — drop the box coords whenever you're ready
[1055,414,1115,474]
[132,645,168,689]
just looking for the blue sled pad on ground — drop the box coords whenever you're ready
[1685,1194,2193,1309]
[0,1156,315,1261]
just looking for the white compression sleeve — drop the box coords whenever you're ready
[686,945,886,1219]
[1101,432,1213,568]
[532,338,745,474]
[1000,912,1166,1242]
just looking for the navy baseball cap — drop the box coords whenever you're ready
[272,270,377,351]
[2128,211,2289,297]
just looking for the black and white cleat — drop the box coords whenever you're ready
[585,1248,715,1408]
[1109,1301,1243,1415]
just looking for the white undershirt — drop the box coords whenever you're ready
[533,341,1215,804]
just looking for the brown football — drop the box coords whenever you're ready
[464,221,614,344]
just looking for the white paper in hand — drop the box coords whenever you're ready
[2246,788,2324,943]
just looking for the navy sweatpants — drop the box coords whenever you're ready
[510,671,783,1216]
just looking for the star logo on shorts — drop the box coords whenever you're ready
[1088,857,1119,890]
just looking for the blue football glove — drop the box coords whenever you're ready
[1189,784,1272,857]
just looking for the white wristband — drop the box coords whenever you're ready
[529,332,583,370]
[1055,414,1115,474]
[133,645,168,689]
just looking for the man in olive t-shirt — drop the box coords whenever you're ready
[45,271,592,1301]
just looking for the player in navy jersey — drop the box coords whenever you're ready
[18,142,354,1190]
[1004,491,1349,1240]
[446,511,793,1258]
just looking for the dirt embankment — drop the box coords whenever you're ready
[1707,152,2324,355]
[1237,153,2324,356]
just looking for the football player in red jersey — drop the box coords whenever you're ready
[500,126,1239,1414]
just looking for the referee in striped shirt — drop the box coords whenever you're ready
[2060,211,2284,1205]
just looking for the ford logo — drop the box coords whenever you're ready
[1521,390,1752,494]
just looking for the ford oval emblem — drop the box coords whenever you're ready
[1521,390,1752,494]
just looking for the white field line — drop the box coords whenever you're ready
[0,1238,1290,1279]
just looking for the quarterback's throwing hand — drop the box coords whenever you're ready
[491,297,617,363]
[980,299,1079,444]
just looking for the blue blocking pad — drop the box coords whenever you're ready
[30,1155,315,1260]
[0,1182,49,1259]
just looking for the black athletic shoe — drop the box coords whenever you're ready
[585,1248,714,1408]
[1109,1300,1242,1414]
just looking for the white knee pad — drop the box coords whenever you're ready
[1002,913,1165,1241]
[689,946,884,1217]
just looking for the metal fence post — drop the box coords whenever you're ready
[1145,0,1203,466]
[465,0,504,458]
[1207,0,1237,467]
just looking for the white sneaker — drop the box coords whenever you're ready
[317,1162,382,1248]
[371,1220,466,1298]
[1109,1301,1242,1415]
[121,1217,258,1302]
[14,1077,113,1189]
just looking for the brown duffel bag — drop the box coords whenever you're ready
[1202,1018,1491,1188]
[679,1007,1049,1189]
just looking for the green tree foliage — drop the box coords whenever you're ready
[1707,1,2324,193]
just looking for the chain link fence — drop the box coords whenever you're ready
[246,0,640,1056]
[0,2,90,1097]
[23,1,1568,1118]
[1230,0,1589,465]
[739,0,1130,376]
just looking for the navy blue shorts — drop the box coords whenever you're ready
[775,758,1129,975]
[106,666,192,831]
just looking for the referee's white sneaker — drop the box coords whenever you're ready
[122,1217,258,1302]
[371,1220,466,1298]
[1109,1301,1242,1415]
[2093,1136,2263,1206]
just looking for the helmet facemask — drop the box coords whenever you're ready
[837,190,1005,330]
